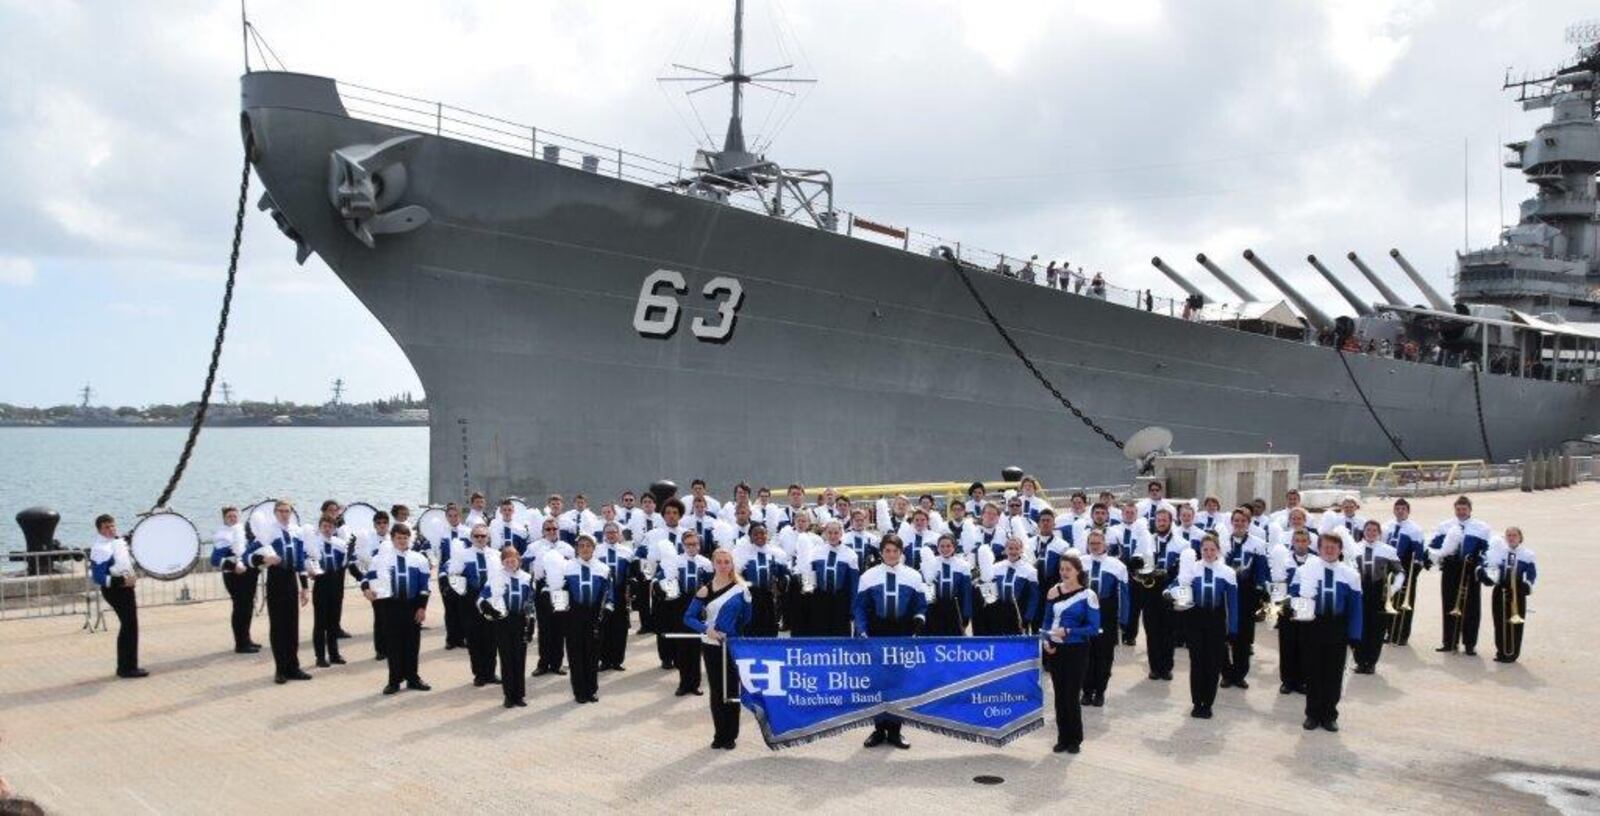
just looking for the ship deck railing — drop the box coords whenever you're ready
[333,79,1189,318]
[1,544,243,623]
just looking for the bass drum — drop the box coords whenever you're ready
[342,502,380,535]
[508,496,535,526]
[417,506,451,550]
[129,510,201,580]
[244,498,301,543]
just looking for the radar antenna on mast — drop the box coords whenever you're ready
[1565,19,1600,46]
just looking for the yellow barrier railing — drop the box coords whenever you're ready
[1323,460,1487,488]
[822,480,1030,508]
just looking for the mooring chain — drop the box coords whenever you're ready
[1333,346,1412,462]
[1471,367,1495,463]
[939,248,1125,451]
[153,134,254,510]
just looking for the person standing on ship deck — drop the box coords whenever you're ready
[479,546,534,707]
[1429,496,1491,655]
[306,514,350,668]
[1383,499,1427,646]
[210,506,260,654]
[89,514,146,679]
[449,523,502,687]
[526,518,574,677]
[246,499,313,685]
[855,536,927,750]
[684,548,753,750]
[596,522,634,670]
[1042,553,1098,752]
[363,523,432,694]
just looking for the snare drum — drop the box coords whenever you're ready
[1290,597,1316,621]
[550,589,571,612]
[507,496,531,524]
[341,502,379,534]
[129,510,201,581]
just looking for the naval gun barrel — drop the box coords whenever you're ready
[1306,255,1373,316]
[1242,249,1335,332]
[1194,253,1259,301]
[1388,248,1453,311]
[1346,252,1406,306]
[1150,257,1211,303]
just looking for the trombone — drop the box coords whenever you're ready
[1447,549,1474,619]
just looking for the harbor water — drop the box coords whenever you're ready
[0,427,426,552]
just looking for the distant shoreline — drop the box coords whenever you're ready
[0,422,428,429]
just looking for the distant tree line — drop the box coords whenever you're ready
[0,393,426,421]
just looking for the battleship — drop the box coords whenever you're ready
[240,6,1600,503]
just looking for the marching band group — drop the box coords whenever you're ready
[86,477,1539,754]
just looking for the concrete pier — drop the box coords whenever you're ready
[1,487,1596,814]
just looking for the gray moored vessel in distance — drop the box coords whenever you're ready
[241,5,1600,502]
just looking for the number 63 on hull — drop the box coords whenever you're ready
[632,269,745,343]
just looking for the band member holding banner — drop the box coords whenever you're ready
[363,524,432,694]
[89,514,146,679]
[732,522,789,637]
[1429,496,1491,655]
[450,524,502,687]
[1168,534,1237,719]
[479,546,535,707]
[1351,520,1403,674]
[1221,509,1268,689]
[246,500,313,685]
[1042,553,1097,753]
[922,534,973,636]
[1290,533,1363,732]
[1081,531,1128,707]
[805,521,861,636]
[667,532,714,695]
[596,522,634,670]
[561,535,611,704]
[1479,527,1536,663]
[211,506,260,654]
[1383,499,1427,646]
[307,515,349,667]
[1271,528,1315,694]
[854,536,927,750]
[684,548,754,750]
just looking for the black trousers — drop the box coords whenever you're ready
[782,580,808,633]
[925,597,967,637]
[565,603,603,701]
[461,593,498,682]
[703,643,741,744]
[655,590,684,666]
[222,568,258,649]
[1224,587,1257,682]
[311,572,344,663]
[1125,580,1151,644]
[1388,558,1421,645]
[976,600,1025,636]
[1439,556,1481,649]
[380,598,423,686]
[438,577,465,647]
[494,614,530,703]
[747,586,780,637]
[806,589,854,637]
[264,568,302,676]
[633,571,655,633]
[370,598,388,659]
[1301,615,1348,724]
[1184,607,1227,708]
[601,595,631,667]
[1353,582,1388,668]
[1048,643,1089,746]
[676,619,702,693]
[1144,600,1175,676]
[1085,600,1120,695]
[101,585,139,674]
[534,589,565,672]
[1491,584,1527,662]
[1277,619,1305,689]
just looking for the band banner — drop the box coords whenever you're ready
[727,636,1043,750]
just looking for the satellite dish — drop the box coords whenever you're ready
[1123,426,1174,475]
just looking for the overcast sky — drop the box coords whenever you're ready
[0,0,1591,406]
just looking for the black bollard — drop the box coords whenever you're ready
[1001,466,1025,483]
[648,480,679,507]
[14,506,65,577]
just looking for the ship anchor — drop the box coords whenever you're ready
[327,134,431,248]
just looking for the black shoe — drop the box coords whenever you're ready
[1190,705,1205,719]
[445,643,460,651]
[1148,671,1161,681]
[513,699,527,707]
[554,668,567,676]
[485,676,501,684]
[1080,692,1093,705]
[1435,645,1456,653]
[234,645,261,654]
[612,664,627,671]
[246,641,264,650]
[585,695,600,703]
[661,662,675,670]
[375,653,387,661]
[406,679,432,691]
[1463,647,1477,656]
[1093,692,1105,707]
[474,678,490,687]
[1160,672,1173,681]
[504,700,517,708]
[711,739,726,750]
[1322,719,1339,733]
[383,684,400,695]
[886,733,910,749]
[531,667,552,677]
[275,675,288,685]
[1220,677,1234,688]
[1065,743,1080,754]
[336,629,352,639]
[287,670,312,681]
[862,729,886,748]
[1121,639,1136,646]
[675,688,692,697]
[315,659,330,668]
[1303,717,1319,731]
[722,740,736,750]
[1280,683,1293,695]
[1493,655,1509,663]
[117,668,150,679]
[1234,678,1249,690]
[1052,742,1069,753]
[330,656,346,665]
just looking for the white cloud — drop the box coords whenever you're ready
[1321,0,1435,92]
[109,301,176,319]
[0,257,36,286]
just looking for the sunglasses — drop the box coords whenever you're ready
[472,534,489,540]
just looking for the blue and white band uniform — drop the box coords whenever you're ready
[852,563,928,635]
[1106,521,1150,563]
[1136,498,1175,531]
[1289,559,1364,641]
[489,517,530,555]
[921,556,974,622]
[991,560,1040,625]
[562,559,613,610]
[210,523,246,571]
[309,531,350,575]
[684,584,754,645]
[844,529,880,567]
[245,522,310,574]
[449,545,503,596]
[480,568,536,615]
[732,542,792,589]
[1084,554,1132,628]
[664,553,715,594]
[1042,590,1101,646]
[89,534,136,588]
[808,545,860,595]
[1224,533,1270,587]
[597,543,633,605]
[1428,518,1493,561]
[1383,519,1427,564]
[1169,562,1241,637]
[364,549,432,602]
[1478,540,1537,588]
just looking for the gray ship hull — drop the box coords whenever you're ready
[242,72,1598,502]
